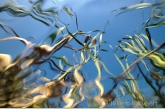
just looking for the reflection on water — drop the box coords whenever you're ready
[0,0,165,108]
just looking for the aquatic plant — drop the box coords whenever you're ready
[0,0,165,108]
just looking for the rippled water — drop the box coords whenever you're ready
[0,0,165,108]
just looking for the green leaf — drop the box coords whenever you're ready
[121,47,138,55]
[145,21,165,28]
[63,6,73,18]
[65,26,84,46]
[49,27,65,45]
[53,56,73,66]
[114,53,125,71]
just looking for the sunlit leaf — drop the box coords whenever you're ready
[63,88,74,108]
[74,67,83,85]
[8,97,33,108]
[0,53,12,72]
[94,60,104,97]
[120,47,138,55]
[40,77,51,83]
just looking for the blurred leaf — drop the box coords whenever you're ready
[0,0,54,25]
[9,97,33,108]
[141,59,150,72]
[134,34,147,51]
[94,60,104,96]
[118,55,128,60]
[118,42,165,79]
[119,46,138,55]
[40,77,51,83]
[63,88,74,108]
[100,49,108,52]
[145,28,153,50]
[74,12,79,30]
[0,101,7,107]
[114,53,125,71]
[65,26,84,46]
[59,59,64,70]
[48,27,65,45]
[74,68,83,85]
[148,53,165,70]
[98,60,116,78]
[125,59,148,107]
[63,6,73,18]
[145,21,165,28]
[30,85,52,97]
[72,87,80,101]
[16,67,33,80]
[53,56,73,66]
[114,89,124,108]
[112,2,165,15]
[25,70,41,86]
[140,33,159,48]
[32,95,47,105]
[0,23,19,37]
